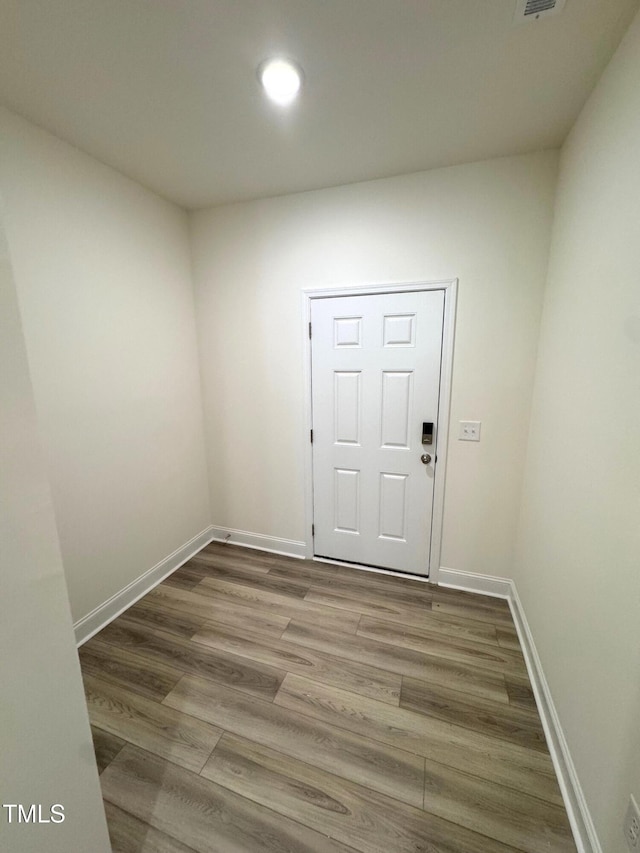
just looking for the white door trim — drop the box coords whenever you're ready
[301,279,457,583]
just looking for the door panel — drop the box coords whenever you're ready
[334,371,361,444]
[381,371,413,448]
[379,472,408,541]
[311,290,444,575]
[334,468,360,533]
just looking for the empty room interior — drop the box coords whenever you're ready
[1,1,640,852]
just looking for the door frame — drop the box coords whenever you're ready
[301,279,457,583]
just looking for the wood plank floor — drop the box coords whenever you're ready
[80,542,576,853]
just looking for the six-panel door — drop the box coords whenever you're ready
[311,290,445,575]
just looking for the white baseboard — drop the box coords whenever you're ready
[74,525,215,646]
[440,566,600,852]
[437,567,512,599]
[508,582,601,853]
[209,526,306,559]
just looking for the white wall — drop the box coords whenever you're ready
[0,207,110,852]
[0,107,211,623]
[513,11,640,853]
[191,151,558,578]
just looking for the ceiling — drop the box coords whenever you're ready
[0,0,637,209]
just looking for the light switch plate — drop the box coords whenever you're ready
[459,421,481,441]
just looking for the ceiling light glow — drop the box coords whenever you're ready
[259,58,302,106]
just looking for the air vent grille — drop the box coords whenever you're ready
[515,0,566,23]
[525,0,557,13]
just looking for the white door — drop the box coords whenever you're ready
[311,290,445,575]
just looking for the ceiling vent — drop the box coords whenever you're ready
[514,0,566,23]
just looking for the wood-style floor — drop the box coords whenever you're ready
[80,542,577,853]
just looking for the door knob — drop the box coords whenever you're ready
[421,454,432,465]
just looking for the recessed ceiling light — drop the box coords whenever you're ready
[259,58,302,106]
